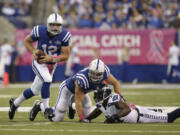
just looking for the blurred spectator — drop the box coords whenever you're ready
[93,13,104,28]
[16,40,32,65]
[65,44,81,78]
[104,10,116,29]
[147,10,164,29]
[66,10,79,28]
[169,12,180,29]
[1,1,15,16]
[0,38,13,86]
[0,0,32,28]
[164,40,180,83]
[14,0,30,17]
[78,13,92,28]
[9,40,18,83]
[121,45,131,82]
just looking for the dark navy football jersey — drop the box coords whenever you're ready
[65,65,110,94]
[30,25,71,56]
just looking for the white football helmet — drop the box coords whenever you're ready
[47,13,63,35]
[88,59,105,83]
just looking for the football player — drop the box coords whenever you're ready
[29,59,122,122]
[86,86,180,123]
[8,13,71,120]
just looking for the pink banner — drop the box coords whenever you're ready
[15,29,175,65]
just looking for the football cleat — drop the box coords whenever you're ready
[68,95,76,119]
[8,98,18,120]
[44,108,54,120]
[29,100,41,121]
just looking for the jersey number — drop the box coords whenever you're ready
[42,44,58,55]
[112,95,118,101]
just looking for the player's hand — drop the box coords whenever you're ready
[33,50,39,60]
[38,54,52,64]
[79,118,90,123]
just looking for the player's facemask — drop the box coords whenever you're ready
[48,23,62,35]
[88,70,104,83]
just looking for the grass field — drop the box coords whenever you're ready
[0,83,180,135]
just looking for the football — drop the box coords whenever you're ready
[36,50,45,63]
[36,50,45,57]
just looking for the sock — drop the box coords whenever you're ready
[14,94,26,107]
[41,82,51,99]
[168,108,180,123]
[42,98,49,109]
[23,88,34,99]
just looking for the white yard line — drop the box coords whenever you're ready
[0,107,178,112]
[2,83,180,89]
[0,128,179,133]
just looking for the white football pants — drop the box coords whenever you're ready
[52,81,94,122]
[121,106,168,123]
[31,60,56,95]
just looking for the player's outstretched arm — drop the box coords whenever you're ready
[86,108,102,121]
[75,82,90,123]
[106,74,121,94]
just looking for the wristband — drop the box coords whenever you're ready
[79,114,85,120]
[51,56,60,63]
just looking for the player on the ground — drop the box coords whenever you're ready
[86,86,180,123]
[8,13,71,120]
[29,59,122,122]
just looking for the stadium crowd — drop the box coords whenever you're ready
[0,0,180,29]
[0,0,32,28]
[55,0,180,29]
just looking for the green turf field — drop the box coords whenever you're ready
[0,84,180,135]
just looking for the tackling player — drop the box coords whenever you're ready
[8,13,71,120]
[86,86,180,123]
[29,59,122,123]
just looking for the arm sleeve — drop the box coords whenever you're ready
[61,31,71,46]
[104,65,110,78]
[76,77,85,90]
[30,26,40,41]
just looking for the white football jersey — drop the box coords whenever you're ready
[104,93,168,123]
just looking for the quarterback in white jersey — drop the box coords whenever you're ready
[87,86,180,123]
[29,59,122,123]
[9,13,71,120]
